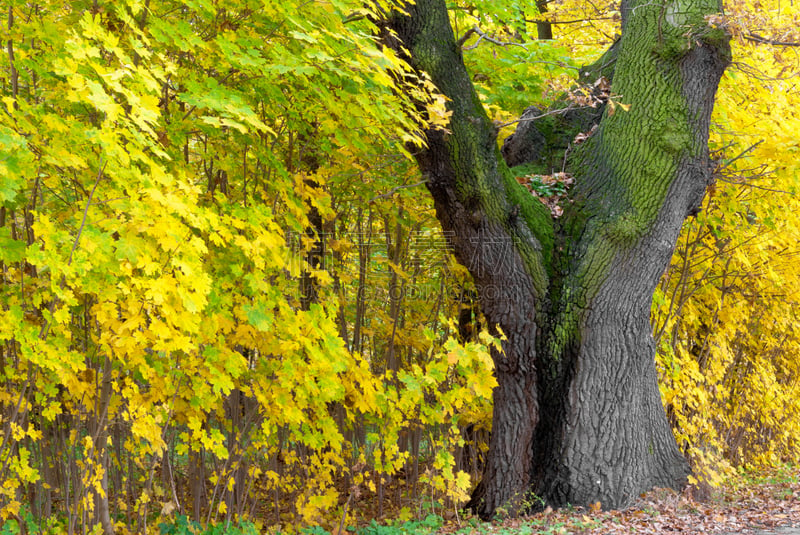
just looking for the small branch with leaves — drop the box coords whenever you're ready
[457,25,528,50]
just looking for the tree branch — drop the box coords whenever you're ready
[459,25,529,51]
[496,105,583,129]
[69,159,106,265]
[745,32,800,47]
[369,180,427,204]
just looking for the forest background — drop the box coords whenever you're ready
[0,0,799,533]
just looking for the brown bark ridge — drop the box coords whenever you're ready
[382,0,730,519]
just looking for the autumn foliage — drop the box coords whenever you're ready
[0,0,798,532]
[650,0,800,487]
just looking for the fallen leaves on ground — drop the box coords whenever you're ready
[445,471,800,534]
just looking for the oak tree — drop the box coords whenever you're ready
[383,0,731,518]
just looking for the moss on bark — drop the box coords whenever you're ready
[386,0,729,517]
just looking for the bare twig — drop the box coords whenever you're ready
[745,32,800,47]
[495,105,582,129]
[369,180,427,203]
[716,177,792,194]
[524,17,616,25]
[39,159,106,341]
[716,140,763,171]
[712,141,791,193]
[69,159,106,264]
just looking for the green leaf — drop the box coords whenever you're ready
[0,126,34,205]
[244,302,273,331]
[0,236,27,263]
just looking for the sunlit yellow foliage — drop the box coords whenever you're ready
[0,0,497,529]
[651,0,800,485]
[3,0,799,530]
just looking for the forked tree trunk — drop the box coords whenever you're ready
[384,0,730,518]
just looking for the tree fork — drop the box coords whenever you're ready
[384,0,730,518]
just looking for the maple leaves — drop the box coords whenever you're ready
[650,0,800,488]
[0,0,494,527]
[0,0,798,529]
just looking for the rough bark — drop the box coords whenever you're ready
[384,0,730,518]
[384,0,550,515]
[534,0,553,41]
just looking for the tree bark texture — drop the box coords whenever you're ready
[384,0,730,519]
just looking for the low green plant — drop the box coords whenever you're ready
[0,508,65,535]
[526,176,569,198]
[358,514,443,535]
[159,515,259,535]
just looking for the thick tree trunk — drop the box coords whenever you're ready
[532,0,729,508]
[533,217,697,507]
[384,0,730,518]
[535,0,553,40]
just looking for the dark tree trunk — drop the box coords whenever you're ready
[383,0,730,519]
[535,0,553,40]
